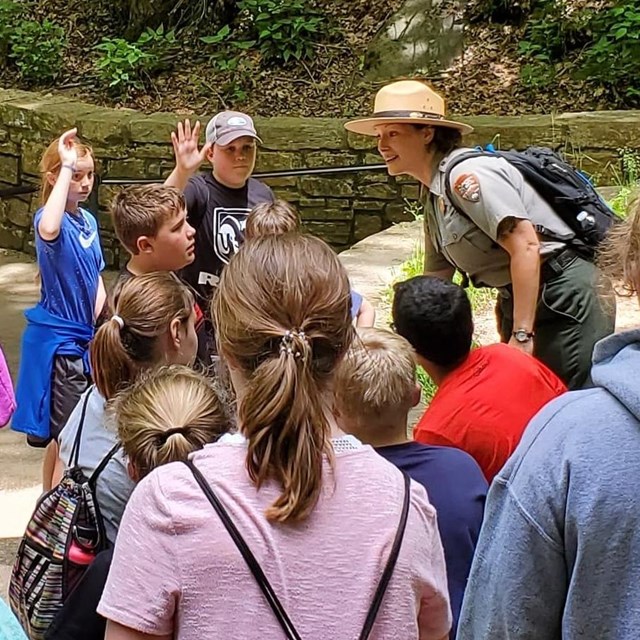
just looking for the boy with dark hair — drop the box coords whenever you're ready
[334,327,487,638]
[392,275,566,481]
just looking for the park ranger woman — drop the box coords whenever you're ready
[345,80,615,389]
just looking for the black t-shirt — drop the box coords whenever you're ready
[180,172,274,304]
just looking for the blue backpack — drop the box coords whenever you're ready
[444,146,622,260]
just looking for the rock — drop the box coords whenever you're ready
[300,176,353,198]
[354,214,383,241]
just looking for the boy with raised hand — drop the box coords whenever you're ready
[165,114,274,308]
[333,327,487,638]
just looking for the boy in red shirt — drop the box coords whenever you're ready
[392,276,566,481]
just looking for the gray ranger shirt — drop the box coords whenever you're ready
[423,148,575,288]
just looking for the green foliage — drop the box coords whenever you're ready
[9,18,66,84]
[0,0,21,57]
[608,149,640,218]
[237,0,327,63]
[519,0,640,100]
[95,25,177,94]
[200,0,334,66]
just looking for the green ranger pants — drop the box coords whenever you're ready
[496,254,616,390]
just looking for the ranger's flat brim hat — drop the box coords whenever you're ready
[345,80,473,136]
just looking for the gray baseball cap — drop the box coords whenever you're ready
[205,111,262,146]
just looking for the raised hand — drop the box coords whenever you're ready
[58,128,78,169]
[170,119,212,176]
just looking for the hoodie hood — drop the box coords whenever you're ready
[591,328,640,421]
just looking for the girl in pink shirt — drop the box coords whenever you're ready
[99,233,451,640]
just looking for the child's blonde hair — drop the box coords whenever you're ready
[113,365,230,479]
[111,185,186,254]
[598,197,640,295]
[244,199,300,240]
[334,327,416,425]
[39,134,95,205]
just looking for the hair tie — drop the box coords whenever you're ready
[279,329,309,361]
[161,426,186,442]
[111,315,125,329]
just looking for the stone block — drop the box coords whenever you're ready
[0,225,24,250]
[300,176,353,198]
[363,153,385,166]
[385,202,413,224]
[346,130,377,151]
[359,170,390,184]
[355,183,398,200]
[353,199,384,212]
[258,117,346,151]
[77,109,135,146]
[271,188,301,202]
[299,197,326,207]
[301,221,351,245]
[262,176,298,188]
[558,111,640,150]
[21,141,47,176]
[0,139,18,155]
[467,114,563,150]
[327,198,352,209]
[5,198,32,228]
[402,184,421,199]
[299,207,354,222]
[97,210,115,232]
[129,113,183,144]
[98,185,125,210]
[255,151,302,172]
[303,151,359,168]
[563,148,619,184]
[104,158,148,180]
[0,155,19,184]
[131,144,175,160]
[354,214,383,241]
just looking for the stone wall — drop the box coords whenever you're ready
[0,87,639,266]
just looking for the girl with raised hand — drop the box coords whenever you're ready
[99,233,451,640]
[53,272,199,544]
[13,128,106,490]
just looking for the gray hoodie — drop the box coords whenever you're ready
[457,329,640,640]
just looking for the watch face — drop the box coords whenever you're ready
[514,330,530,343]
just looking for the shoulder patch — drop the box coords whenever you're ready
[454,173,481,202]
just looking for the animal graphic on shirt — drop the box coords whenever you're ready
[213,207,248,265]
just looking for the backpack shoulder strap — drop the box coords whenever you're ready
[88,442,121,487]
[358,471,411,640]
[68,385,95,467]
[183,460,411,640]
[183,458,302,640]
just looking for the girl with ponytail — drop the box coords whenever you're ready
[99,234,452,640]
[53,272,198,543]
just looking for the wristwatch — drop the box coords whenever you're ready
[512,328,535,343]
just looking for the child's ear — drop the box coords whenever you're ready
[46,171,57,187]
[206,144,215,163]
[136,236,154,254]
[169,317,182,350]
[127,460,140,482]
[411,382,421,408]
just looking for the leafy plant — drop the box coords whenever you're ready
[95,25,177,93]
[519,0,640,101]
[201,0,334,65]
[0,0,22,61]
[239,0,328,63]
[9,18,66,84]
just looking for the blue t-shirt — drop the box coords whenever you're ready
[376,441,487,638]
[350,290,363,318]
[35,207,104,328]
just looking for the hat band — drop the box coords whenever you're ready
[373,110,444,121]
